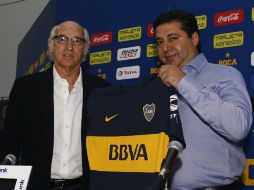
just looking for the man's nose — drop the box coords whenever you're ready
[162,41,172,52]
[65,40,74,50]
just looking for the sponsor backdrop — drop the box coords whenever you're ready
[16,0,254,188]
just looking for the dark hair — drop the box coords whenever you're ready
[153,9,201,52]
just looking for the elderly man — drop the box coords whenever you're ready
[0,21,109,190]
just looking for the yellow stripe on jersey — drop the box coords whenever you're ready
[86,132,170,173]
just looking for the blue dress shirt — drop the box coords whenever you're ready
[170,53,253,189]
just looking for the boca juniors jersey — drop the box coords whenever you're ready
[86,77,185,190]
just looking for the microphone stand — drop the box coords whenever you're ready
[162,177,170,190]
[146,175,170,190]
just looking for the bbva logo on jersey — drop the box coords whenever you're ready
[109,144,148,161]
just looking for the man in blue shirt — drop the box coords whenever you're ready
[153,9,253,189]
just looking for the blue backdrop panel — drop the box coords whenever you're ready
[17,0,254,188]
[55,1,254,188]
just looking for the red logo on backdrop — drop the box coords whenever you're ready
[147,24,154,37]
[91,32,112,46]
[214,9,244,26]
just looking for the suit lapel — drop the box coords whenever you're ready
[42,68,54,153]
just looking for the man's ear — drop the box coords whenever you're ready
[191,32,199,47]
[48,40,54,53]
[82,44,90,61]
[47,40,55,61]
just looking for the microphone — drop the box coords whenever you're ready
[158,141,183,180]
[1,154,17,165]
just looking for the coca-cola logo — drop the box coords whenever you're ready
[91,32,112,46]
[218,13,239,23]
[214,9,244,26]
[147,24,154,37]
[93,35,109,42]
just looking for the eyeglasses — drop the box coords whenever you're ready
[52,35,86,46]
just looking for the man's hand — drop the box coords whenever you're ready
[158,65,185,88]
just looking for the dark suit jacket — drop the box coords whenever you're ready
[0,67,109,190]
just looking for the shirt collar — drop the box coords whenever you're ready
[182,53,208,74]
[53,65,83,89]
[74,68,83,89]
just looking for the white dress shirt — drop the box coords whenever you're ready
[51,66,83,179]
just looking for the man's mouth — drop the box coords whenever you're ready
[63,53,74,58]
[165,53,177,61]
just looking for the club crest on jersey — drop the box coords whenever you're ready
[143,103,155,122]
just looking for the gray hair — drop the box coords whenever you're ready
[48,23,90,61]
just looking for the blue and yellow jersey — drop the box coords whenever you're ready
[86,77,185,190]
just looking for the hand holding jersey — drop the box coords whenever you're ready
[158,64,186,88]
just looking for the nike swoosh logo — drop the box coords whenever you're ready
[105,114,118,122]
